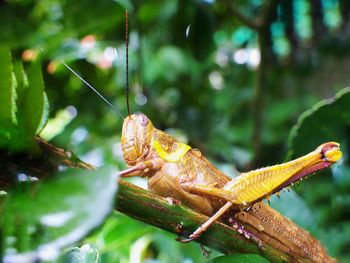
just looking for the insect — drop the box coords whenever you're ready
[119,113,340,262]
[119,117,341,218]
[61,11,342,262]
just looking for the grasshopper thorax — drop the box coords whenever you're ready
[121,113,154,166]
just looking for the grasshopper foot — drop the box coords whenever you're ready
[176,236,195,243]
[176,231,201,243]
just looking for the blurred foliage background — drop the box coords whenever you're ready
[1,0,350,262]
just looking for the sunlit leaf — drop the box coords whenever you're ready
[12,60,28,106]
[0,167,118,262]
[0,47,17,146]
[64,244,100,263]
[22,62,48,137]
[0,49,49,152]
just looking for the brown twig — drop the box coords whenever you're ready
[228,3,261,30]
[116,180,293,263]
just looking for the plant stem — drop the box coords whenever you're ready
[115,180,295,263]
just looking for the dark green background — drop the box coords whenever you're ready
[1,0,350,262]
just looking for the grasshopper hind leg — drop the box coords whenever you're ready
[177,201,264,248]
[177,201,233,243]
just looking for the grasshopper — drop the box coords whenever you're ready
[119,113,341,262]
[61,11,342,262]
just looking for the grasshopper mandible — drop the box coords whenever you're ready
[61,11,342,262]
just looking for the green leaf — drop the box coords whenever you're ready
[21,61,48,137]
[286,87,350,198]
[145,46,189,83]
[207,254,270,263]
[36,91,50,134]
[0,47,17,144]
[12,60,28,101]
[0,49,50,152]
[113,0,134,11]
[287,87,350,159]
[64,244,100,263]
[16,61,50,151]
[0,167,118,262]
[0,47,16,123]
[287,87,350,256]
[287,87,350,199]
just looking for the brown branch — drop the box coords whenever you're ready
[260,0,280,28]
[115,180,294,263]
[251,0,279,167]
[0,137,95,189]
[281,1,298,60]
[339,0,350,30]
[310,0,327,44]
[228,3,261,30]
[227,0,280,31]
[222,1,281,167]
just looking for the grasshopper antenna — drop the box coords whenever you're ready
[60,60,125,120]
[125,10,131,116]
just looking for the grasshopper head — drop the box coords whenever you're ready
[121,113,154,166]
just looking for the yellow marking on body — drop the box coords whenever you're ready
[153,139,191,162]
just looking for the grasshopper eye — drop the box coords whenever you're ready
[139,114,149,126]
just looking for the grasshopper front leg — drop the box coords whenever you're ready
[177,200,263,245]
[119,158,164,177]
[178,201,234,243]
